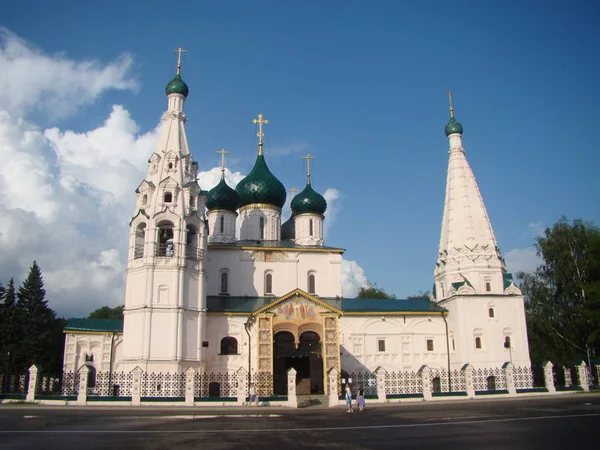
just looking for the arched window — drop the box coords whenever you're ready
[142,194,148,205]
[309,219,313,236]
[220,337,238,355]
[475,337,482,349]
[189,195,195,207]
[157,221,174,257]
[265,273,273,295]
[86,365,96,389]
[164,192,173,203]
[504,336,511,349]
[485,282,491,292]
[134,223,146,259]
[220,216,225,234]
[488,308,495,318]
[432,377,441,393]
[308,273,316,294]
[259,217,265,239]
[186,224,198,259]
[220,272,228,294]
[168,162,173,170]
[486,376,496,391]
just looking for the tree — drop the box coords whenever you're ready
[519,217,600,366]
[407,290,431,300]
[88,305,124,320]
[0,278,21,382]
[357,283,395,299]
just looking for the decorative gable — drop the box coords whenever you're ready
[254,289,341,318]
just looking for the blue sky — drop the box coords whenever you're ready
[1,0,599,312]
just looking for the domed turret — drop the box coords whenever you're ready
[166,73,189,97]
[206,178,240,212]
[291,183,327,216]
[235,154,286,208]
[281,215,295,241]
[445,116,463,136]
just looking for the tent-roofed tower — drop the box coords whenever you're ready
[122,49,207,373]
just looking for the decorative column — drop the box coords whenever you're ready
[287,368,298,408]
[420,365,432,400]
[257,313,274,396]
[131,366,143,406]
[503,362,516,395]
[328,367,339,408]
[185,367,196,405]
[77,365,90,405]
[237,367,248,405]
[322,314,340,393]
[463,364,475,398]
[544,361,556,393]
[26,365,40,402]
[374,366,387,402]
[576,362,590,392]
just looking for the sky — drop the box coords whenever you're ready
[1,0,599,318]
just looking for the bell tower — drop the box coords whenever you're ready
[121,50,207,373]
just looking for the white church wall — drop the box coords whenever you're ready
[204,316,249,373]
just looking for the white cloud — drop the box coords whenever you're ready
[323,188,340,238]
[504,247,542,274]
[0,28,138,119]
[528,222,546,238]
[341,260,369,297]
[197,167,245,192]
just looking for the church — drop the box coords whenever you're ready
[62,56,531,397]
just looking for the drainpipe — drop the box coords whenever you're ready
[442,313,452,392]
[108,331,116,395]
[244,314,254,387]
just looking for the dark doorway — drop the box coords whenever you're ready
[273,331,324,395]
[208,382,220,397]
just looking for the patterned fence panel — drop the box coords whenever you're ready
[111,372,133,397]
[36,375,62,396]
[60,372,80,396]
[1,373,29,395]
[196,372,238,398]
[142,373,185,398]
[344,372,377,396]
[514,366,535,389]
[251,372,274,397]
[450,369,466,392]
[429,369,450,392]
[473,367,507,391]
[385,371,422,395]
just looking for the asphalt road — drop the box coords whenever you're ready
[0,394,599,449]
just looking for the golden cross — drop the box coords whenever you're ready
[252,113,269,154]
[446,91,454,117]
[173,47,187,74]
[301,154,316,183]
[289,187,300,196]
[216,149,230,175]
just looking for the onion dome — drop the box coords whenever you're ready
[165,73,189,97]
[291,183,327,215]
[281,215,295,241]
[206,178,240,212]
[444,116,463,136]
[235,155,286,208]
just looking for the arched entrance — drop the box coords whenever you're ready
[273,331,324,395]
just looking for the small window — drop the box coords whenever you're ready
[308,274,316,294]
[426,339,434,351]
[265,273,273,295]
[220,272,228,294]
[504,336,511,349]
[452,338,455,351]
[220,337,238,355]
[475,337,482,349]
[488,308,495,318]
[440,283,444,297]
[168,162,173,169]
[164,192,173,203]
[485,282,491,292]
[259,217,265,239]
[142,194,148,205]
[432,377,441,393]
[309,219,313,236]
[378,340,386,352]
[202,341,209,348]
[85,354,94,362]
[220,216,225,234]
[189,195,195,207]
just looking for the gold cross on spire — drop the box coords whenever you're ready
[216,149,230,178]
[174,47,187,74]
[289,187,300,196]
[301,154,315,184]
[446,91,455,118]
[252,113,269,155]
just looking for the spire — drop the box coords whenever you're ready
[446,91,455,118]
[301,154,315,185]
[252,113,269,156]
[174,47,187,75]
[166,48,189,98]
[444,91,463,136]
[217,148,230,180]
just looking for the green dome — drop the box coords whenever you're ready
[444,116,463,136]
[291,183,327,215]
[281,215,295,241]
[206,178,240,212]
[165,73,189,97]
[236,154,287,208]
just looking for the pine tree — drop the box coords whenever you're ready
[0,279,21,380]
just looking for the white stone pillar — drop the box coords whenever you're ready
[131,366,143,406]
[374,366,387,402]
[328,367,339,408]
[287,368,298,408]
[576,362,590,392]
[463,364,475,398]
[77,365,90,405]
[420,366,432,401]
[26,365,40,402]
[544,361,556,393]
[503,362,516,395]
[185,367,196,405]
[237,368,248,406]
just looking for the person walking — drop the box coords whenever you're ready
[345,384,353,412]
[356,385,365,412]
[248,383,258,407]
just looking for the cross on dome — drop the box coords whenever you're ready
[174,47,187,74]
[301,154,315,184]
[252,113,269,155]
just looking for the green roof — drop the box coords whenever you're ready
[235,154,286,208]
[206,177,241,212]
[503,273,516,290]
[64,318,123,333]
[281,215,296,241]
[165,73,189,97]
[209,240,345,252]
[445,116,463,136]
[291,182,327,215]
[207,296,446,314]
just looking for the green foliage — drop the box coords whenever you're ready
[407,290,431,300]
[357,283,395,299]
[519,217,600,366]
[88,305,124,320]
